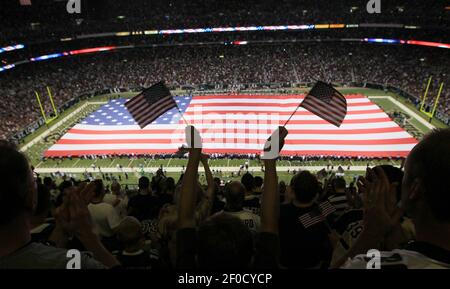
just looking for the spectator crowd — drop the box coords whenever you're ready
[1,126,450,269]
[0,42,449,139]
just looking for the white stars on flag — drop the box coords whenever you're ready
[80,96,192,126]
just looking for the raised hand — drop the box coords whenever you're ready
[185,125,202,149]
[77,181,96,205]
[362,167,403,237]
[261,126,288,160]
[332,167,406,267]
[52,182,120,268]
[54,183,96,238]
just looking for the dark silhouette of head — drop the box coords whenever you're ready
[0,141,36,227]
[402,128,450,223]
[332,177,346,194]
[138,176,150,191]
[197,214,254,269]
[92,179,105,199]
[290,171,320,204]
[241,173,254,193]
[224,181,245,211]
[254,176,263,189]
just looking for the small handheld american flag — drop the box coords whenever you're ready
[300,81,347,127]
[125,81,179,129]
[284,81,348,128]
[298,201,336,228]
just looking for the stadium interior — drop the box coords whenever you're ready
[0,0,450,275]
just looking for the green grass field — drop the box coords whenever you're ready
[21,87,447,186]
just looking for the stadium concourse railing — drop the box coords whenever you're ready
[10,82,450,145]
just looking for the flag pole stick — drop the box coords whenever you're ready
[282,103,301,127]
[176,104,190,126]
[283,81,317,127]
[179,109,190,125]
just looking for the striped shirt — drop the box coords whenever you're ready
[327,193,349,218]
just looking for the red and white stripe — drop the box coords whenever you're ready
[44,94,418,157]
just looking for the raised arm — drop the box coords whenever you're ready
[260,127,288,234]
[178,126,202,229]
[261,159,278,233]
[201,154,214,200]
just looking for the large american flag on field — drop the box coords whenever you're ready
[44,94,418,157]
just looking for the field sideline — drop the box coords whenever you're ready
[19,87,446,184]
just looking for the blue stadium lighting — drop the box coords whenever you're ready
[0,44,25,54]
[158,29,182,34]
[236,26,259,31]
[185,28,208,33]
[0,64,15,72]
[30,53,64,62]
[287,25,314,30]
[212,27,236,32]
[263,25,288,30]
[0,26,449,74]
[365,38,400,44]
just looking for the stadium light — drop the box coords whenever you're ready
[0,44,25,54]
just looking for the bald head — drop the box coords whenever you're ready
[224,181,246,211]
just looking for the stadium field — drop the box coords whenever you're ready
[20,87,447,186]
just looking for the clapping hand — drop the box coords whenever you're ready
[54,182,96,238]
[360,167,404,237]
